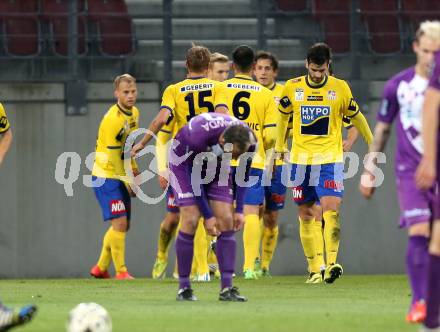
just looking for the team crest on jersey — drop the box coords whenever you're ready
[110,200,126,214]
[0,116,7,129]
[327,90,337,100]
[300,105,330,136]
[274,96,281,105]
[295,88,304,101]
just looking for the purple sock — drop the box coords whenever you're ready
[406,236,429,304]
[216,230,236,290]
[175,231,194,290]
[425,254,440,329]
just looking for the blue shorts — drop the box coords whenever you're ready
[290,163,344,205]
[243,168,265,206]
[265,165,287,211]
[166,185,179,213]
[93,176,131,221]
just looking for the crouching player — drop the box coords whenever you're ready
[169,113,256,301]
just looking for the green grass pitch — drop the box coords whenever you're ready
[1,276,416,332]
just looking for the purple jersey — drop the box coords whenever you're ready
[169,113,255,219]
[172,113,243,160]
[377,67,430,176]
[428,51,440,91]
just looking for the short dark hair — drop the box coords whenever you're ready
[232,45,255,72]
[254,51,279,71]
[223,125,251,153]
[306,43,332,65]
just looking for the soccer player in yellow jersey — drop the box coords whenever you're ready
[252,51,285,277]
[151,120,180,279]
[275,43,373,284]
[223,45,278,279]
[0,103,37,331]
[90,74,140,280]
[0,103,12,167]
[131,45,228,155]
[307,63,359,282]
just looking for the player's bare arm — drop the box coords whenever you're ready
[343,126,359,152]
[359,121,391,199]
[131,107,171,156]
[0,128,12,166]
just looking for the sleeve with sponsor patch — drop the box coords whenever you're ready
[376,78,399,124]
[275,83,293,152]
[160,84,176,116]
[0,103,10,134]
[97,112,126,176]
[428,51,440,91]
[340,81,360,118]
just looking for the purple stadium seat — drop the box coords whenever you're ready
[41,0,87,56]
[97,16,134,56]
[87,0,134,56]
[402,0,440,27]
[360,0,401,54]
[4,16,40,56]
[87,0,128,20]
[41,0,85,18]
[276,0,307,12]
[313,0,351,53]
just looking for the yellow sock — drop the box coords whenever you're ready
[261,226,279,270]
[299,217,320,273]
[243,214,261,271]
[314,219,325,269]
[194,219,209,275]
[323,210,340,265]
[206,235,218,267]
[156,222,176,262]
[97,227,112,271]
[109,228,127,274]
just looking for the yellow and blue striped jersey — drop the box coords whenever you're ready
[92,104,139,181]
[276,75,360,165]
[224,75,278,169]
[0,103,10,134]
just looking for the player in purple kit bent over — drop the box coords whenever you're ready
[169,113,256,301]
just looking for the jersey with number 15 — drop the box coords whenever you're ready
[160,77,228,133]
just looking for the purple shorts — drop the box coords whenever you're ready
[396,177,436,228]
[169,160,233,207]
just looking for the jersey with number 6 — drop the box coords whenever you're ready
[160,77,228,133]
[224,75,277,169]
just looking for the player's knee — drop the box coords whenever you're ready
[408,222,430,237]
[217,213,233,231]
[298,205,314,221]
[264,211,278,228]
[163,212,180,230]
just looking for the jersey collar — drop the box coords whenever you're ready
[186,76,205,80]
[116,103,133,116]
[268,82,277,90]
[305,75,328,89]
[234,74,253,81]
